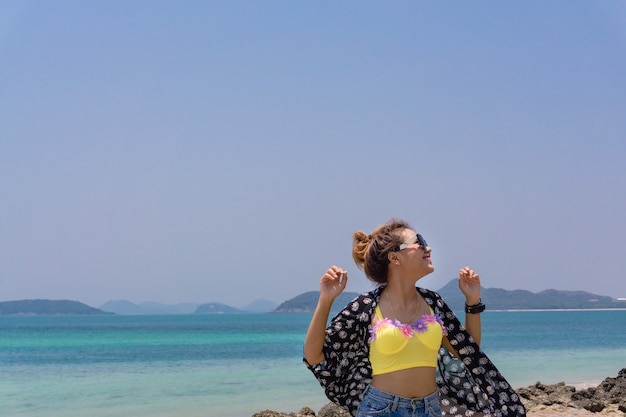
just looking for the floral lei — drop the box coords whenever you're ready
[369,314,447,341]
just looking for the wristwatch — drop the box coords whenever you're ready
[465,299,486,314]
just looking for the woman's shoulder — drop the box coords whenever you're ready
[334,287,382,321]
[417,287,449,312]
[417,286,442,300]
[351,286,383,303]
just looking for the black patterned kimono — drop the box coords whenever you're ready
[304,286,526,417]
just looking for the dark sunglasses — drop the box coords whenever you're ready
[393,234,428,252]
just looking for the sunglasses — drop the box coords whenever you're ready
[393,234,428,252]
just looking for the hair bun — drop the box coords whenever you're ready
[353,230,369,242]
[352,230,370,269]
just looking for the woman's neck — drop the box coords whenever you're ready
[383,280,418,309]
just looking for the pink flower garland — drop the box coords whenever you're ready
[369,313,447,341]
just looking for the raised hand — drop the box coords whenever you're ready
[458,266,481,306]
[319,265,348,302]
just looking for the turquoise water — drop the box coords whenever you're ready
[1,310,625,417]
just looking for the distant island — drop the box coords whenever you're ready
[435,279,625,312]
[273,291,361,313]
[99,299,278,315]
[0,300,112,316]
[272,280,626,314]
[100,300,200,315]
[2,282,624,316]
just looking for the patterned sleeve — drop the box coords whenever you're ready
[303,293,374,415]
[423,289,527,417]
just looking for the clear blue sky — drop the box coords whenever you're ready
[1,1,625,308]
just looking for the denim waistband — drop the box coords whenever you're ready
[364,385,440,412]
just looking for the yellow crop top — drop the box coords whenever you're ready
[369,305,445,375]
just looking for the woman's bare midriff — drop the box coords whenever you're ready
[371,366,438,398]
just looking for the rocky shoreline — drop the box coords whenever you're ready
[517,368,626,416]
[253,369,626,417]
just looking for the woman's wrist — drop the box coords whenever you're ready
[465,297,481,307]
[465,298,486,314]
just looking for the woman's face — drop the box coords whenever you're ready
[395,228,434,277]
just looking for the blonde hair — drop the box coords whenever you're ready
[352,218,410,284]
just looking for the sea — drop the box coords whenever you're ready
[1,310,625,417]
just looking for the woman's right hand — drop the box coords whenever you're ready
[304,266,348,366]
[319,265,348,302]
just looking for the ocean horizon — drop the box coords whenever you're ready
[2,310,625,417]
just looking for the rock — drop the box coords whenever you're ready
[518,381,576,408]
[251,404,348,417]
[526,404,600,416]
[518,368,626,415]
[317,403,350,417]
[252,407,316,417]
[572,368,626,413]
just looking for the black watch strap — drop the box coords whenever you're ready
[465,299,486,314]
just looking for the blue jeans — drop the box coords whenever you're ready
[357,385,441,417]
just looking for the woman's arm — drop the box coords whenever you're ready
[303,296,334,366]
[303,266,348,366]
[442,266,483,358]
[458,266,482,345]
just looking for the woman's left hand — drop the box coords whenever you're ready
[458,266,481,306]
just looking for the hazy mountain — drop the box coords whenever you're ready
[434,279,624,312]
[100,300,146,315]
[272,281,626,314]
[273,291,361,313]
[14,281,623,317]
[241,299,278,313]
[1,299,112,316]
[100,300,199,315]
[100,299,275,315]
[194,302,246,314]
[139,301,199,314]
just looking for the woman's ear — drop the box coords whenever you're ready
[388,252,399,265]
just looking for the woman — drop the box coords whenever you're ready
[303,219,525,417]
